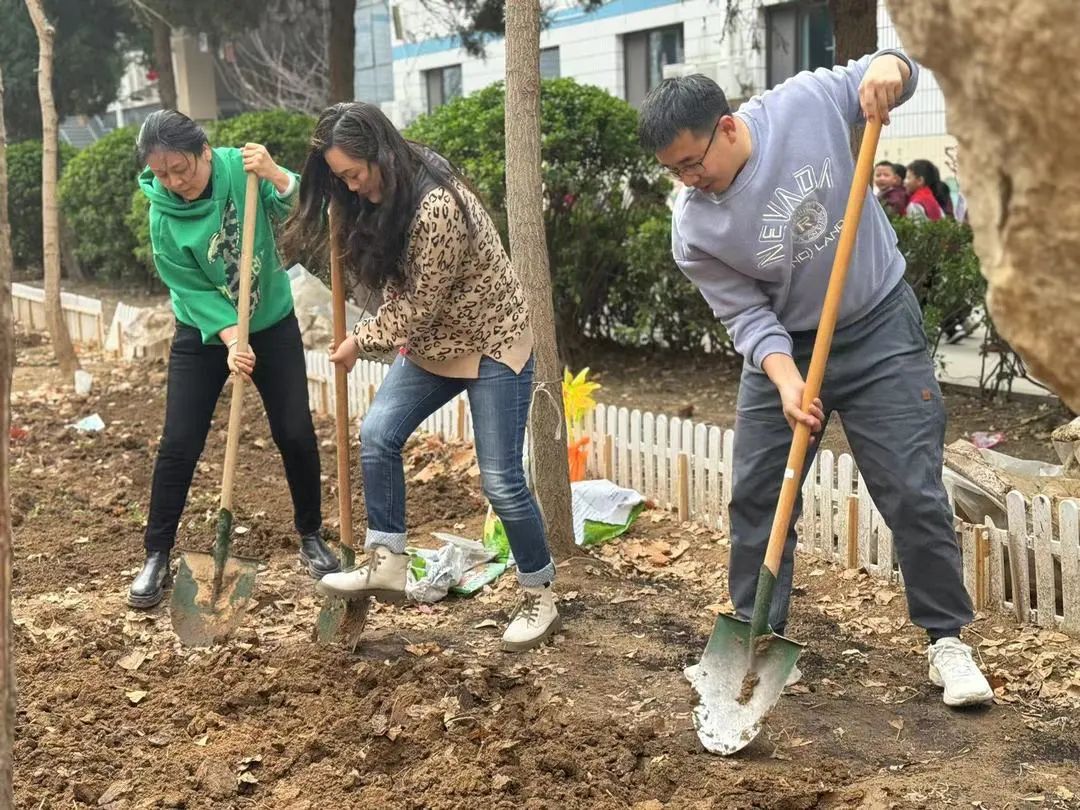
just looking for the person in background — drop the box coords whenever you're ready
[874,160,909,217]
[905,158,953,221]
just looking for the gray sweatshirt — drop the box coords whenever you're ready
[672,51,919,369]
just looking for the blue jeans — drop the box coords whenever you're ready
[359,354,555,586]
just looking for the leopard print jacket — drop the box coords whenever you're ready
[352,182,531,370]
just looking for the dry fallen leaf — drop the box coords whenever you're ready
[125,690,148,705]
[874,589,897,606]
[117,650,147,672]
[193,734,209,747]
[473,619,499,630]
[405,642,442,657]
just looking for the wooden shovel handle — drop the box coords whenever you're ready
[762,120,883,576]
[220,172,259,511]
[329,206,355,550]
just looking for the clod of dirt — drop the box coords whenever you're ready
[753,635,773,656]
[737,672,760,704]
[194,759,236,800]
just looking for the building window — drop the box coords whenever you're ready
[766,1,835,86]
[623,24,684,107]
[355,0,394,103]
[540,46,561,80]
[424,64,462,113]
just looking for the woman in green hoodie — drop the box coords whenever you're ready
[127,109,339,609]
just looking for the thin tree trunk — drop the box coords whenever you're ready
[0,64,18,810]
[151,16,178,111]
[828,0,878,156]
[504,0,576,560]
[26,0,80,380]
[328,0,356,104]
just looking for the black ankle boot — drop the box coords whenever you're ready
[127,550,170,608]
[299,530,341,578]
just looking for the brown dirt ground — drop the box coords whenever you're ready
[9,332,1080,810]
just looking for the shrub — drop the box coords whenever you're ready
[613,214,730,353]
[405,78,676,354]
[210,109,317,174]
[7,139,77,271]
[893,215,985,352]
[58,126,144,282]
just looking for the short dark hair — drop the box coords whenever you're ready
[892,162,907,180]
[136,109,208,164]
[638,74,730,152]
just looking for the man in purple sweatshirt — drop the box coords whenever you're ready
[638,51,993,707]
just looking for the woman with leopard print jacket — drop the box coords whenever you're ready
[282,102,559,652]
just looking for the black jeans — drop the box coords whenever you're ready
[144,312,322,552]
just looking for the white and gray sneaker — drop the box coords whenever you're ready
[501,584,561,652]
[927,637,994,706]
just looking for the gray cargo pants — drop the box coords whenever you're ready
[728,281,973,640]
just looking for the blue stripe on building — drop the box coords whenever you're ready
[391,0,683,61]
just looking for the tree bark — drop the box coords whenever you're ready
[328,0,356,104]
[828,0,877,157]
[504,0,576,560]
[26,0,80,380]
[151,16,178,111]
[0,64,18,810]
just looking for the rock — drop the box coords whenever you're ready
[194,759,235,800]
[72,781,101,804]
[97,779,132,805]
[888,0,1080,410]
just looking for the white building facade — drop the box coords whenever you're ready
[356,0,957,177]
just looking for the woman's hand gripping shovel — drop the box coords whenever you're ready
[685,119,883,755]
[170,172,262,647]
[314,206,371,651]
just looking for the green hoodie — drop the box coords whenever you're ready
[139,146,298,344]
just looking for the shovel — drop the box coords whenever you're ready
[170,172,262,647]
[314,205,370,650]
[687,119,883,755]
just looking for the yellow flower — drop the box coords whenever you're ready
[563,366,601,439]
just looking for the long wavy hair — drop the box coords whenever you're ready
[281,102,473,291]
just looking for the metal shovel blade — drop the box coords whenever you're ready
[314,595,371,652]
[685,613,803,755]
[169,513,260,647]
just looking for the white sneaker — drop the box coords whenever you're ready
[927,637,994,706]
[501,585,561,652]
[315,546,408,603]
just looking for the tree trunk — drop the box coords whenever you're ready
[26,0,80,380]
[828,0,877,157]
[504,0,576,560]
[151,16,178,111]
[0,65,17,810]
[328,0,356,104]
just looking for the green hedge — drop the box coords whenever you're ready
[894,215,984,351]
[7,140,77,271]
[57,126,143,282]
[405,78,675,353]
[210,109,316,174]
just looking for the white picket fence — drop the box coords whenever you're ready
[12,282,105,347]
[309,352,1080,634]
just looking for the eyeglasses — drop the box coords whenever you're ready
[663,117,721,179]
